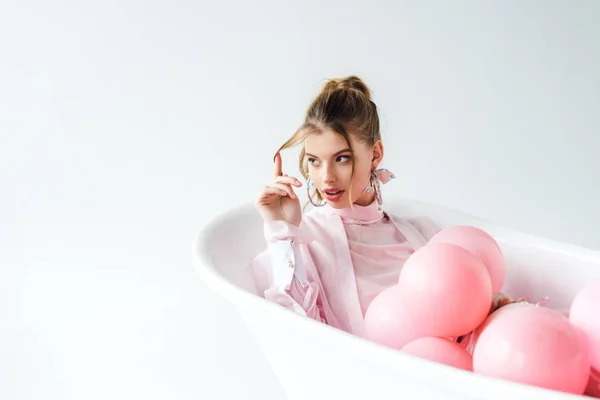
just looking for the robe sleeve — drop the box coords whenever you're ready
[251,220,326,323]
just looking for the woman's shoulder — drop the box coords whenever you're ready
[386,211,440,242]
[299,207,345,242]
[301,207,334,231]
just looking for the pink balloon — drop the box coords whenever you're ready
[570,279,600,371]
[429,225,505,292]
[459,302,531,355]
[397,243,492,337]
[364,285,426,350]
[473,306,590,394]
[586,368,600,398]
[402,337,473,371]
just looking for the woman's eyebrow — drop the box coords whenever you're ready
[305,148,351,158]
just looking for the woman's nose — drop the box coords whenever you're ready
[322,164,336,184]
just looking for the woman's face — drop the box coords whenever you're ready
[304,128,383,209]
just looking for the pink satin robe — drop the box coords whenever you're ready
[252,200,439,339]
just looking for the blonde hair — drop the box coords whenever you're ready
[276,76,381,209]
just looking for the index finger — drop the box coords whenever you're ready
[273,152,283,179]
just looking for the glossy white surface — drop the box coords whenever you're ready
[194,198,600,399]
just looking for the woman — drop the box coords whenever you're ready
[252,76,516,339]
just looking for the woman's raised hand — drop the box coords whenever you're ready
[255,153,303,227]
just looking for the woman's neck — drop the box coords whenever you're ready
[352,191,376,207]
[323,198,383,224]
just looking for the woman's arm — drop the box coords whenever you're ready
[252,220,326,323]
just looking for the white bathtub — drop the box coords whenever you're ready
[192,197,600,400]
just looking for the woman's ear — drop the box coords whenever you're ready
[371,140,384,168]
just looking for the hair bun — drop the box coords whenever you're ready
[321,75,371,101]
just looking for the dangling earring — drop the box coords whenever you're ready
[370,170,383,206]
[306,175,326,207]
[364,168,396,206]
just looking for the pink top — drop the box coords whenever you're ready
[252,198,439,337]
[325,202,420,314]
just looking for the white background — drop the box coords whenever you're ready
[1,0,599,399]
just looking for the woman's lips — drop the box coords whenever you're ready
[323,188,345,202]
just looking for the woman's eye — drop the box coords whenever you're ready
[308,158,319,166]
[337,155,351,163]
